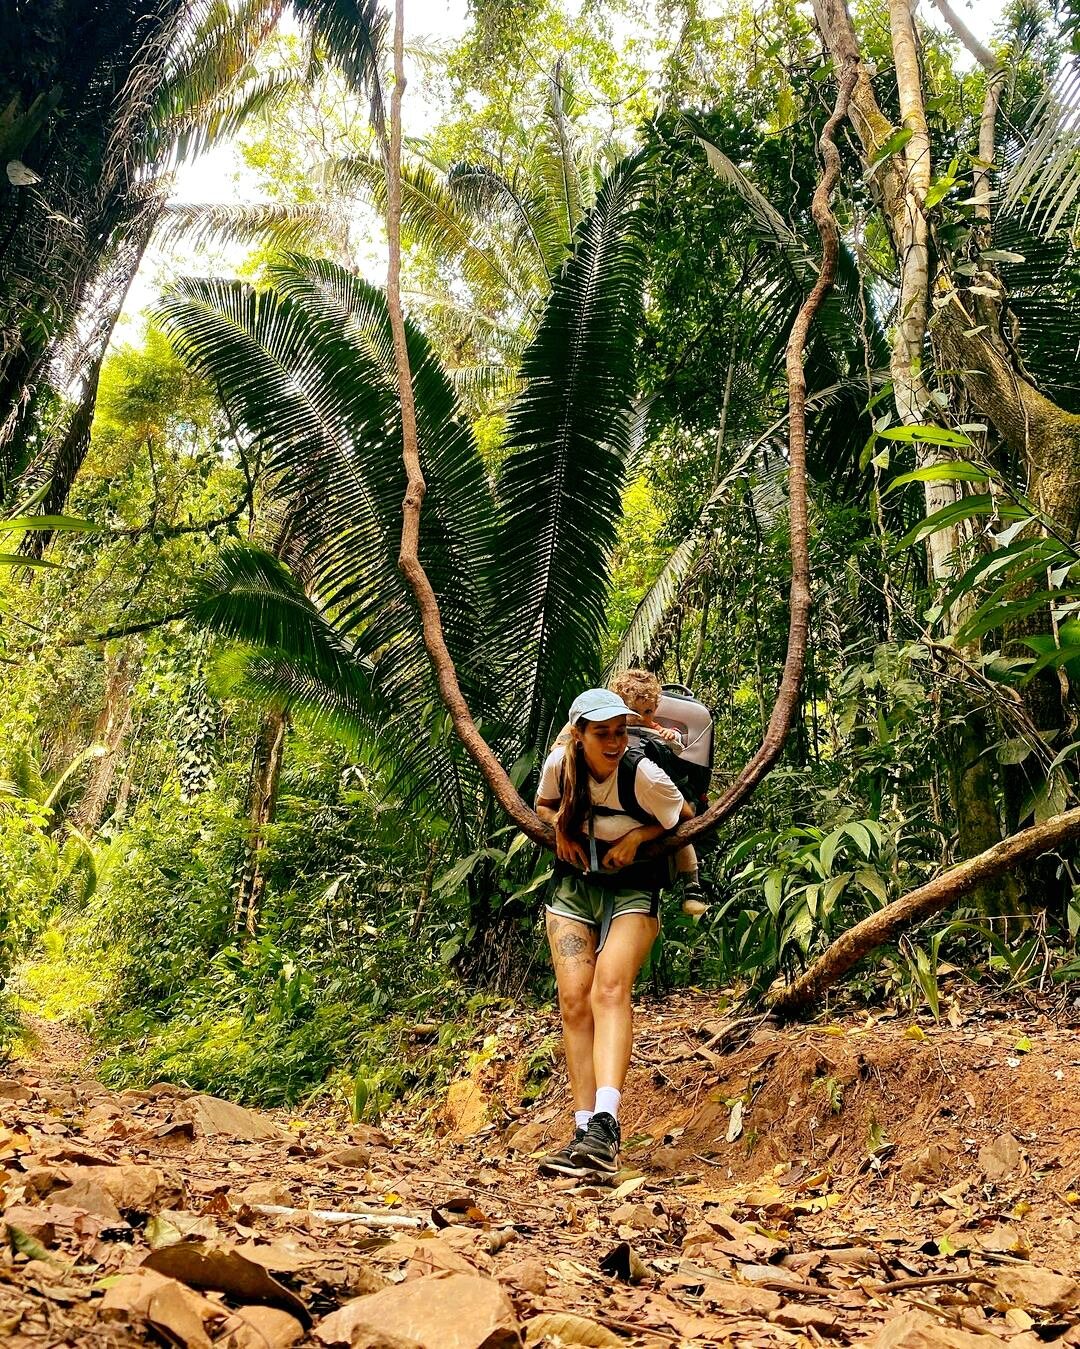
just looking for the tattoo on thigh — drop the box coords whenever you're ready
[556,928,590,959]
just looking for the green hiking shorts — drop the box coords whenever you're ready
[546,873,660,930]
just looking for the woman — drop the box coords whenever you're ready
[534,687,692,1176]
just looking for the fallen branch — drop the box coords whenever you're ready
[769,807,1080,1019]
[248,1203,426,1229]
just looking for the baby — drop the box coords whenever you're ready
[608,669,707,917]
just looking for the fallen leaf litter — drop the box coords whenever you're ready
[1,992,1079,1346]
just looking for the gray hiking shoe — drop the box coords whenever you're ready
[569,1111,620,1174]
[538,1127,588,1177]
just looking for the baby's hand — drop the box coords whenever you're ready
[656,726,678,743]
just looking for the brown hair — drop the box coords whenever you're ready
[610,668,662,714]
[555,718,592,845]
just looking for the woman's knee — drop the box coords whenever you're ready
[591,976,631,1012]
[558,984,593,1026]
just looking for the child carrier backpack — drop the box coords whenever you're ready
[627,682,714,814]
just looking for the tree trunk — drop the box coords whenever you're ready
[0,1,188,482]
[947,709,1021,916]
[71,646,136,836]
[234,708,288,937]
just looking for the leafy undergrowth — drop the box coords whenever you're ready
[3,991,1080,1346]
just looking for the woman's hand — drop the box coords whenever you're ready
[602,832,642,870]
[555,826,590,870]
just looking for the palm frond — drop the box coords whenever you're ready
[329,152,535,305]
[189,542,369,690]
[1002,57,1080,237]
[608,534,701,675]
[289,0,388,132]
[155,257,495,834]
[492,152,650,756]
[154,202,331,251]
[446,161,553,291]
[691,125,889,378]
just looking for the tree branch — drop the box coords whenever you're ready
[769,806,1080,1018]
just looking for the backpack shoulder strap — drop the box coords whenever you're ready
[616,748,653,825]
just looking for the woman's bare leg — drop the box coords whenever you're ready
[590,913,658,1091]
[545,911,598,1112]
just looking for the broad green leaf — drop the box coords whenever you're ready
[883,461,989,495]
[996,737,1034,764]
[979,249,1026,263]
[819,826,845,875]
[821,872,850,916]
[764,868,783,917]
[868,127,914,175]
[0,552,62,569]
[0,514,99,533]
[924,177,955,209]
[856,867,889,906]
[878,423,973,447]
[843,822,873,858]
[895,495,1028,551]
[956,590,1080,644]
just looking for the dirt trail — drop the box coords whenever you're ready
[2,994,1080,1347]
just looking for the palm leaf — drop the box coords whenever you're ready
[1001,57,1080,237]
[329,151,535,305]
[154,202,331,251]
[189,542,368,689]
[289,0,387,132]
[492,152,650,756]
[155,257,495,832]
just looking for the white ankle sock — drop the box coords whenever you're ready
[575,1109,593,1131]
[594,1086,621,1120]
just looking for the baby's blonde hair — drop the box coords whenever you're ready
[610,668,662,714]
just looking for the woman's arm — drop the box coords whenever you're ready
[602,799,693,870]
[537,796,589,870]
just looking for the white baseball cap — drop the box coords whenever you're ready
[568,688,632,724]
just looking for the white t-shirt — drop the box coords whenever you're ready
[536,746,684,842]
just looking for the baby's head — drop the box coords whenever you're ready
[609,668,662,718]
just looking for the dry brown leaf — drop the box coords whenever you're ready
[48,1176,124,1222]
[978,1133,1022,1183]
[99,1269,217,1349]
[314,1272,519,1349]
[992,1264,1080,1314]
[217,1305,305,1349]
[523,1311,621,1347]
[871,1310,1008,1348]
[143,1241,310,1323]
[61,1162,182,1211]
[184,1093,289,1141]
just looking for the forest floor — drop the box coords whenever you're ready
[2,990,1080,1348]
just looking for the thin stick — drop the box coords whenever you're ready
[872,1271,994,1294]
[248,1203,426,1229]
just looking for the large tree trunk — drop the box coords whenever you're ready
[812,0,1080,914]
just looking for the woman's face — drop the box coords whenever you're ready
[575,715,628,779]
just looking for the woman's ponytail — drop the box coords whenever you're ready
[556,721,592,846]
